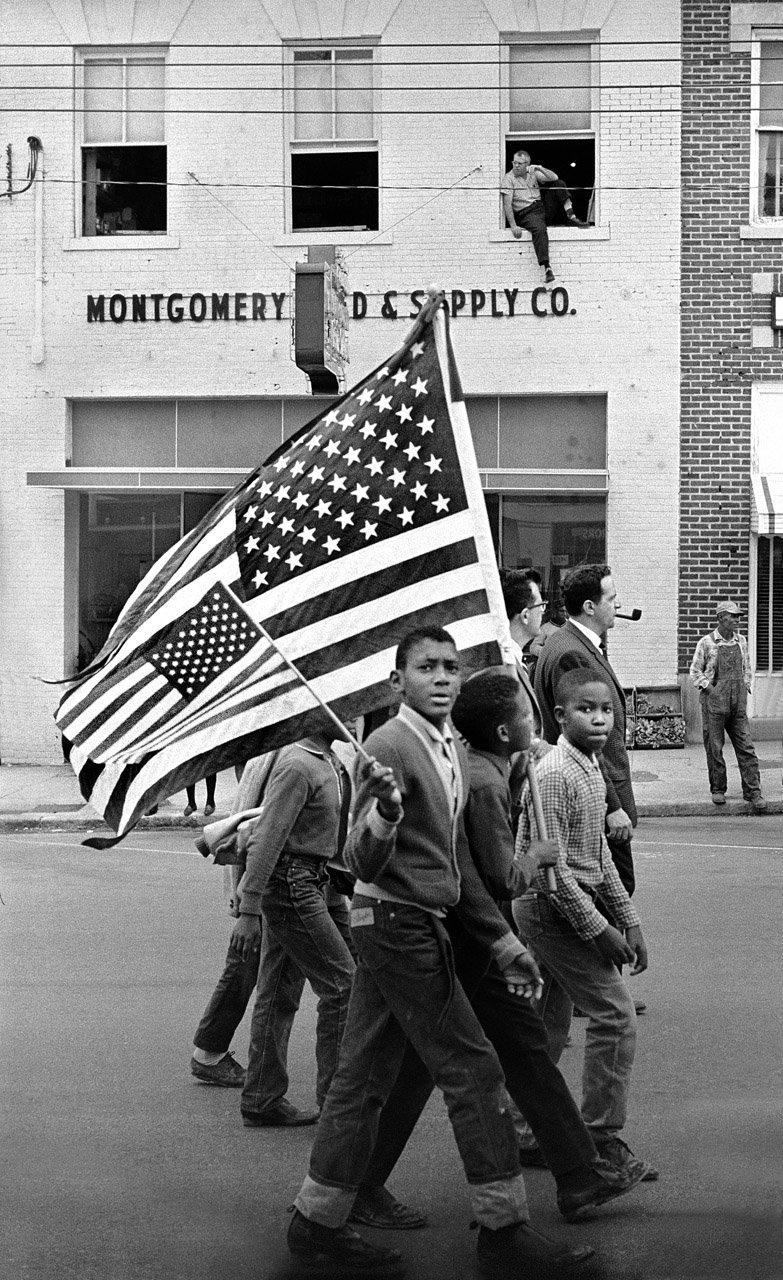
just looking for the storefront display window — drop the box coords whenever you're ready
[484,491,606,619]
[77,491,221,663]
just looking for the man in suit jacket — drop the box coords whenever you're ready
[534,563,637,897]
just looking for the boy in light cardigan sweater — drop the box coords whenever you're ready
[288,627,592,1280]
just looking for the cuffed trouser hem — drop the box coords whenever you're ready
[469,1174,529,1229]
[294,1174,357,1228]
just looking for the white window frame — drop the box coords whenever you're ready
[749,31,783,221]
[74,46,168,240]
[500,32,600,226]
[283,40,381,237]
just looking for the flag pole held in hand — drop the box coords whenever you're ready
[252,614,373,765]
[526,759,558,894]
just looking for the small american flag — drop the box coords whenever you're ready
[56,299,513,837]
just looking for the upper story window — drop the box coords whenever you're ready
[504,40,596,224]
[79,51,167,237]
[755,38,783,217]
[288,46,378,232]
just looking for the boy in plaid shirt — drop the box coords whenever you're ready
[514,667,659,1183]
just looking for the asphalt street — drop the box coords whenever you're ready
[2,818,781,1280]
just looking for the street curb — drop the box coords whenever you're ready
[636,799,783,818]
[0,812,211,834]
[3,800,782,832]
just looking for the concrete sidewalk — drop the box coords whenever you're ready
[1,739,781,831]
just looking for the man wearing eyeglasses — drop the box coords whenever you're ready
[499,569,547,735]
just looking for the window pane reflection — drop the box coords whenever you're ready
[78,493,182,662]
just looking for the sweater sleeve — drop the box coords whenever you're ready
[343,742,408,884]
[464,782,533,900]
[453,818,528,969]
[239,756,311,914]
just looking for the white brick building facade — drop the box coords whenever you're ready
[0,0,679,762]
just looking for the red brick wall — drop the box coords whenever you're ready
[681,0,783,670]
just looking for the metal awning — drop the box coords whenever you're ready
[27,467,610,494]
[751,473,783,533]
[26,468,247,491]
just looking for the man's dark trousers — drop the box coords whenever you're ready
[517,199,550,265]
[306,900,521,1203]
[360,921,598,1194]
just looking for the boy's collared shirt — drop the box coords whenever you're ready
[516,735,640,941]
[689,628,752,691]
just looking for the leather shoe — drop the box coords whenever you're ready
[711,792,726,806]
[476,1221,593,1278]
[288,1208,405,1275]
[349,1186,428,1230]
[242,1098,319,1127]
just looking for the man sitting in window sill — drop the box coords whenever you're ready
[501,149,591,285]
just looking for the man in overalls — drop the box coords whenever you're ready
[689,600,768,812]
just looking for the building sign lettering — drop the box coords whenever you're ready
[86,286,574,324]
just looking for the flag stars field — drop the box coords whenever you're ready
[234,352,463,597]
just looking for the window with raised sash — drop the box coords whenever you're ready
[504,40,596,224]
[289,46,378,232]
[79,52,166,236]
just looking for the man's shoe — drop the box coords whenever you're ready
[242,1098,320,1127]
[557,1156,646,1222]
[190,1052,245,1088]
[544,267,556,284]
[349,1186,428,1230]
[634,1000,647,1015]
[594,1135,659,1183]
[567,215,591,227]
[711,792,726,806]
[476,1221,593,1278]
[749,794,768,814]
[517,1143,548,1167]
[288,1209,405,1275]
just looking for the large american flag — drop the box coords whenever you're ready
[56,300,513,837]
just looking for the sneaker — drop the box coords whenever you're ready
[349,1186,428,1230]
[288,1208,405,1275]
[557,1156,646,1222]
[544,267,556,284]
[476,1221,593,1278]
[242,1098,320,1127]
[190,1052,245,1087]
[711,792,726,806]
[594,1134,659,1183]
